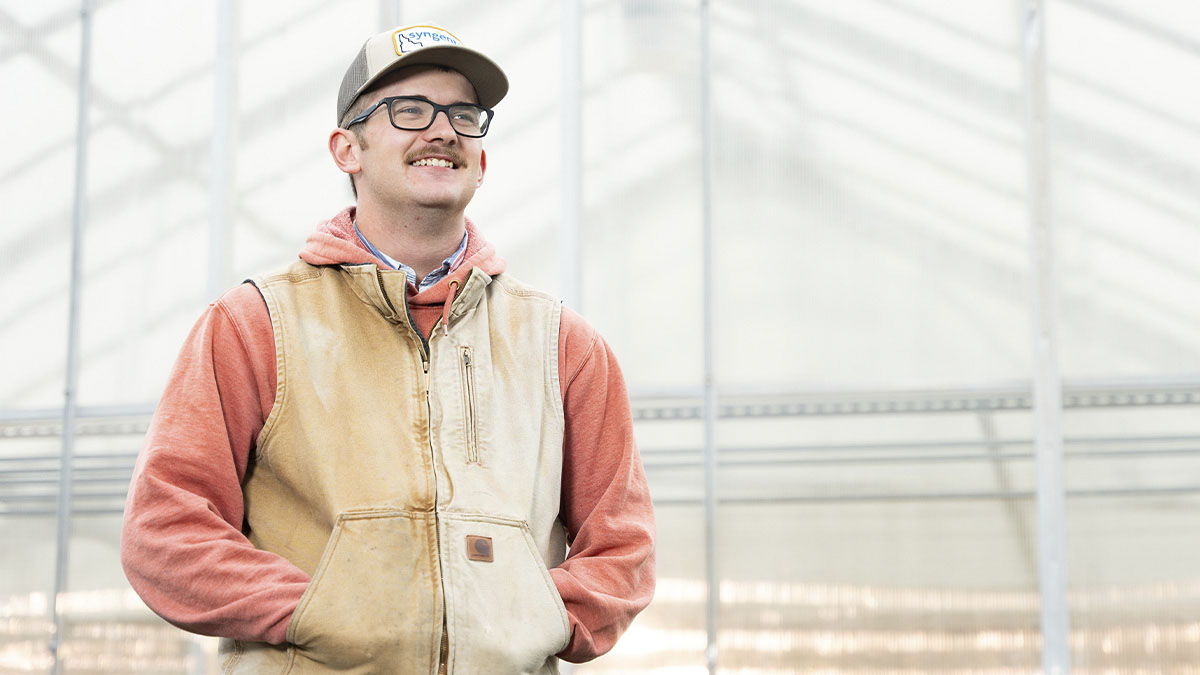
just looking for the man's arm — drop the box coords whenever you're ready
[553,307,657,663]
[121,284,309,644]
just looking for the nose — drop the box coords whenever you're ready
[422,109,458,142]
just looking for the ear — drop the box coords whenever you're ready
[476,148,487,187]
[329,128,362,176]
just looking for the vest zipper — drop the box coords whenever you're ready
[460,346,479,464]
[425,357,451,674]
[378,266,447,671]
[374,266,429,356]
[438,623,450,675]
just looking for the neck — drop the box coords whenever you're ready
[354,201,466,281]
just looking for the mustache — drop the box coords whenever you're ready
[405,145,467,167]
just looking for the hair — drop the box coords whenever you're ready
[337,65,469,200]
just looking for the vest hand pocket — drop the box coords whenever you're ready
[439,514,571,674]
[284,509,441,673]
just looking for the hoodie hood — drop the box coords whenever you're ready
[299,206,508,312]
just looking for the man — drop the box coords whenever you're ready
[121,24,655,674]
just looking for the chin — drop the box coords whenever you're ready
[413,190,476,211]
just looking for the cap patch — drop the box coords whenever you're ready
[393,25,463,55]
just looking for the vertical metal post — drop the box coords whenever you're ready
[51,0,96,671]
[560,0,582,309]
[208,0,236,302]
[1021,1,1071,673]
[699,0,719,672]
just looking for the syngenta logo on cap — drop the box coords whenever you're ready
[392,25,463,55]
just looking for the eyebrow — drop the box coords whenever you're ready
[392,94,481,107]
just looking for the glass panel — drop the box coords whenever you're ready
[713,0,1029,391]
[61,516,199,674]
[1063,404,1200,670]
[577,503,709,672]
[0,435,61,673]
[1,1,82,669]
[1048,1,1200,380]
[1066,495,1200,670]
[232,0,379,277]
[0,0,80,409]
[28,428,188,673]
[575,415,708,672]
[718,500,1040,671]
[578,0,704,392]
[74,0,217,408]
[1049,1,1200,671]
[705,0,1037,669]
[712,410,1041,671]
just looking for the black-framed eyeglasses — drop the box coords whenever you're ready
[345,96,494,138]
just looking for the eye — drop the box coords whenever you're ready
[451,108,481,123]
[390,99,431,118]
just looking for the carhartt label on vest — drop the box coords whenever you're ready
[466,535,493,562]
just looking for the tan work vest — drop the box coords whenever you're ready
[219,261,569,675]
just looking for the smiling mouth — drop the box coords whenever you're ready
[411,158,457,169]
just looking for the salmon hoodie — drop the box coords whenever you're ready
[120,207,656,663]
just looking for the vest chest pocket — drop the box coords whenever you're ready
[459,346,481,465]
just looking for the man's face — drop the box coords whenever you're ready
[352,66,487,214]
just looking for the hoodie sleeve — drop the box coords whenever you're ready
[121,283,309,644]
[551,307,657,663]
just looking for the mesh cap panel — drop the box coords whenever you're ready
[337,46,370,124]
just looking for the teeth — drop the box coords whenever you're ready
[411,158,456,169]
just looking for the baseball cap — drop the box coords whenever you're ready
[337,24,509,124]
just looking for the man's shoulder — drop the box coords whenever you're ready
[482,273,604,342]
[214,259,324,327]
[214,281,269,329]
[249,259,326,288]
[489,272,559,305]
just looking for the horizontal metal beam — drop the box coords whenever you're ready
[643,445,1200,469]
[1,470,132,483]
[2,491,129,503]
[4,378,1200,438]
[654,484,1200,506]
[631,381,1200,421]
[0,404,155,423]
[0,404,153,439]
[5,436,1199,469]
[8,482,1200,517]
[3,437,1199,516]
[0,506,126,517]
